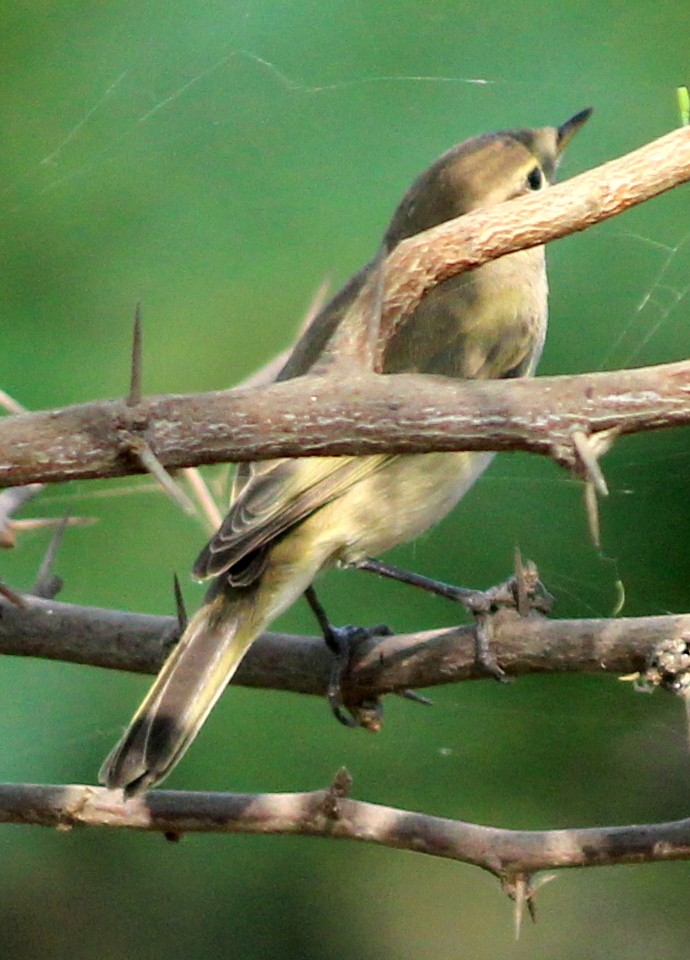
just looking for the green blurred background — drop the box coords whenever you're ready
[2,1,690,956]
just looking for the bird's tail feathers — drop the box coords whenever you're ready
[99,589,258,796]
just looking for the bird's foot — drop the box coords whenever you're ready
[323,621,393,729]
[303,585,420,728]
[352,552,553,681]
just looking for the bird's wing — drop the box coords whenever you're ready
[193,453,394,584]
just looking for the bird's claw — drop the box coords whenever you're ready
[324,623,392,729]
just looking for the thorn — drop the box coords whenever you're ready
[129,437,197,516]
[127,303,143,406]
[396,689,433,706]
[0,580,26,608]
[180,467,222,532]
[11,515,96,534]
[503,871,555,938]
[513,545,529,616]
[3,514,96,550]
[512,875,528,940]
[571,429,609,497]
[322,767,353,820]
[583,480,601,548]
[330,766,353,798]
[0,390,27,415]
[32,515,69,598]
[172,573,188,631]
[610,579,626,617]
[299,276,332,334]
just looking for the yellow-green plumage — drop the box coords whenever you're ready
[100,110,590,795]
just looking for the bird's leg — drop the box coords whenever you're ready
[351,556,553,680]
[303,586,395,730]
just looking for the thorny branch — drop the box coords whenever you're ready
[0,126,689,488]
[0,593,686,698]
[1,580,689,887]
[1,126,690,895]
[0,780,688,884]
[4,361,690,487]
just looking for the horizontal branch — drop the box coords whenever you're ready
[1,126,689,488]
[2,360,690,487]
[1,594,685,702]
[1,780,688,881]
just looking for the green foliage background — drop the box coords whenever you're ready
[2,2,689,957]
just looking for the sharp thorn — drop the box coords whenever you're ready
[0,390,27,415]
[32,514,69,598]
[572,429,609,496]
[299,276,332,333]
[130,437,197,516]
[329,766,353,798]
[512,876,527,940]
[11,515,96,534]
[127,302,143,406]
[180,467,223,531]
[513,545,529,616]
[584,480,602,548]
[396,689,433,706]
[172,573,188,631]
[0,580,26,608]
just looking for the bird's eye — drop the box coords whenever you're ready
[527,166,543,190]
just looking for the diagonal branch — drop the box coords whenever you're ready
[371,124,690,360]
[1,126,689,489]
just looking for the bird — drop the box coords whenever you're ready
[100,108,591,796]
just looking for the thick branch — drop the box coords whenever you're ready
[1,127,690,488]
[2,360,690,487]
[1,781,688,878]
[0,594,684,699]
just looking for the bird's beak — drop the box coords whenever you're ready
[557,108,593,152]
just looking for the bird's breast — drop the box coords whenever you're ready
[383,245,548,380]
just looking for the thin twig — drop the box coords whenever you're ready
[0,782,687,879]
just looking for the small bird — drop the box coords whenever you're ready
[100,109,591,795]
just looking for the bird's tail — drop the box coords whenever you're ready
[99,587,261,796]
